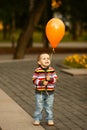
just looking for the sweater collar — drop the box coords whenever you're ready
[39,65,49,71]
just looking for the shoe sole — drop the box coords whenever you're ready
[47,123,54,126]
[33,122,40,126]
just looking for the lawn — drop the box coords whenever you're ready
[0,30,87,43]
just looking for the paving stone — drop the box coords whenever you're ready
[0,57,87,130]
[61,69,87,76]
[0,88,44,130]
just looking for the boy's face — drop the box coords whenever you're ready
[38,54,51,68]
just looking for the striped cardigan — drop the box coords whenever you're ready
[32,66,58,92]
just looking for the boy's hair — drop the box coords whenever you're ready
[37,53,50,62]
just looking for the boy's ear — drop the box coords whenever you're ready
[38,61,41,65]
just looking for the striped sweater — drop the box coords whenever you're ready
[32,66,58,92]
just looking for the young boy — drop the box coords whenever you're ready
[32,53,58,126]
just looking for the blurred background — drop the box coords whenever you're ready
[0,0,87,59]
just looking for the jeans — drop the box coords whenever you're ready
[34,93,54,121]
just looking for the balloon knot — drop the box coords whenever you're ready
[52,48,55,54]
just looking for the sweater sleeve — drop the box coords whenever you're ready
[32,72,39,85]
[48,68,58,83]
[32,68,44,86]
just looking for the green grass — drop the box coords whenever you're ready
[0,30,21,43]
[0,30,87,43]
[0,30,42,43]
[61,32,87,42]
[61,32,72,42]
[33,31,42,43]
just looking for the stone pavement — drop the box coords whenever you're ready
[0,42,87,54]
[0,88,44,130]
[0,54,87,130]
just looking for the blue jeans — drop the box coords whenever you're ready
[34,93,54,121]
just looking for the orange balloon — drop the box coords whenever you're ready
[46,18,65,48]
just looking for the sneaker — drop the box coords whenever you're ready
[33,120,40,126]
[47,120,54,126]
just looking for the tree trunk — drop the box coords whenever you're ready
[11,12,16,48]
[14,0,46,59]
[42,0,52,48]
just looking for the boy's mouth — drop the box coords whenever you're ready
[45,62,49,65]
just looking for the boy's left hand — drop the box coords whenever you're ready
[46,76,50,81]
[43,80,48,86]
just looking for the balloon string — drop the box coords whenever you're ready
[52,48,55,54]
[50,48,55,62]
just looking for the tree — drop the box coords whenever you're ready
[14,0,47,59]
[58,0,87,40]
[40,0,52,48]
[0,0,87,59]
[0,0,28,42]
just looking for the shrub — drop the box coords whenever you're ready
[64,54,87,68]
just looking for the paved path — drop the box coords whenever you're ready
[0,42,87,54]
[0,42,87,48]
[0,88,44,130]
[0,54,87,130]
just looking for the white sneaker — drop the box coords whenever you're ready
[33,120,40,126]
[48,120,54,126]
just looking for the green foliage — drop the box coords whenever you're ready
[33,31,42,43]
[61,32,72,42]
[0,0,87,43]
[61,32,87,42]
[0,30,87,43]
[0,30,20,42]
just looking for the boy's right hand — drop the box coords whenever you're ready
[46,76,50,81]
[43,80,48,86]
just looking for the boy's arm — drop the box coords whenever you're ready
[46,71,58,83]
[33,77,48,86]
[32,71,48,86]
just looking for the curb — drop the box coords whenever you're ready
[0,47,87,54]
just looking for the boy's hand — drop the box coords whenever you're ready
[46,76,50,81]
[43,80,48,86]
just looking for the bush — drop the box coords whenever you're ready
[64,54,87,68]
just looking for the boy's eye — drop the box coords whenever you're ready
[42,57,50,60]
